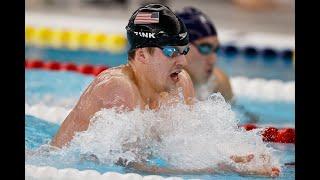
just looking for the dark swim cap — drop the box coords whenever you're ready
[126,4,189,51]
[176,7,217,43]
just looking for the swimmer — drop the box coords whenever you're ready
[176,7,259,123]
[175,7,232,101]
[51,3,194,149]
[51,4,279,177]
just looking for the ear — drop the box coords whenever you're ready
[136,48,148,64]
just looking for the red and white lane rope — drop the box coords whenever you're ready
[25,59,109,76]
[240,124,295,144]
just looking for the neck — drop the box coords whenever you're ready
[128,62,161,109]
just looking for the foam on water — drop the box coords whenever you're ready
[230,77,294,102]
[26,93,280,174]
[25,102,71,124]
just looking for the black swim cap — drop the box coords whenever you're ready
[176,7,217,43]
[126,4,189,51]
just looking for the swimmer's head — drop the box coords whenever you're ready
[126,4,190,91]
[176,7,220,84]
[126,4,189,50]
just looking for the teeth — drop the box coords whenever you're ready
[173,70,181,74]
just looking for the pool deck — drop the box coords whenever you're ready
[26,0,295,49]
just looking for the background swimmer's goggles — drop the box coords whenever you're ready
[194,43,220,55]
[158,45,190,58]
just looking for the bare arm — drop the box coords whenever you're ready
[115,158,215,175]
[221,154,280,177]
[117,154,279,177]
[129,162,214,175]
[51,76,137,148]
[213,68,234,102]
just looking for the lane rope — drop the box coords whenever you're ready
[25,59,109,76]
[25,25,294,61]
[240,124,295,144]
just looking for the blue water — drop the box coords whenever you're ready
[25,69,294,179]
[233,98,294,125]
[25,70,93,104]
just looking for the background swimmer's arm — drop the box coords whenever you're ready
[212,68,233,102]
[51,77,137,148]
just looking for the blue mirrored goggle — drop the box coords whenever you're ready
[195,43,220,55]
[158,45,190,58]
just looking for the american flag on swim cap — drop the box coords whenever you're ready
[134,12,159,24]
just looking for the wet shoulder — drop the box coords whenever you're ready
[94,65,134,87]
[212,67,233,101]
[91,65,142,106]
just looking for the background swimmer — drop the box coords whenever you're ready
[176,7,233,102]
[177,7,259,123]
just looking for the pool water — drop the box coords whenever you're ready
[25,68,294,179]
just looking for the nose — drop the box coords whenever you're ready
[174,54,188,67]
[207,53,217,66]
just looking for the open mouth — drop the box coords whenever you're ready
[206,68,213,77]
[170,70,182,83]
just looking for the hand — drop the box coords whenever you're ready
[270,167,280,177]
[218,154,281,177]
[216,154,255,172]
[230,154,254,163]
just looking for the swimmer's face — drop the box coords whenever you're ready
[185,36,219,84]
[143,47,188,91]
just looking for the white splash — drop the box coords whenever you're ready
[27,93,280,173]
[25,102,71,125]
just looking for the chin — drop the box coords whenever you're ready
[164,81,177,92]
[167,83,177,90]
